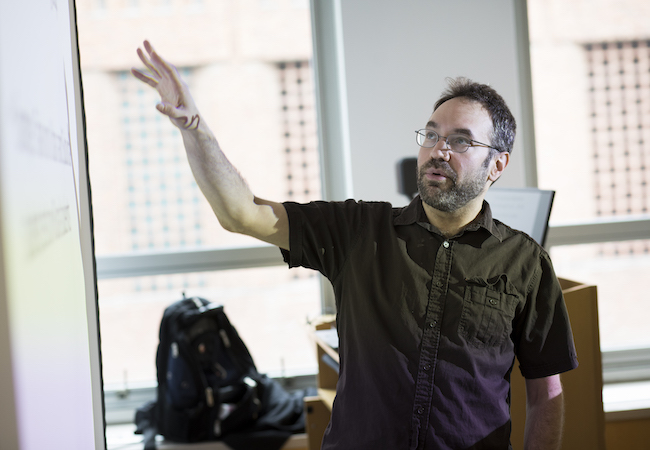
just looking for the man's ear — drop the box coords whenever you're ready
[488,151,510,183]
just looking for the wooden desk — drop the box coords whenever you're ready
[304,321,337,450]
[510,278,605,450]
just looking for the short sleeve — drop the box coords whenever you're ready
[279,200,368,280]
[513,252,579,379]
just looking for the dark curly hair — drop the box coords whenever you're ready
[434,77,516,154]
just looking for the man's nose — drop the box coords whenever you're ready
[428,138,452,160]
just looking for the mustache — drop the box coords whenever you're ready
[419,159,457,181]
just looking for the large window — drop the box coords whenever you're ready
[585,40,650,222]
[527,0,650,386]
[76,0,321,399]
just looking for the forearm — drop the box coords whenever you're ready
[179,123,287,247]
[180,124,254,231]
[523,390,564,450]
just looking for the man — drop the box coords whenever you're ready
[132,40,578,450]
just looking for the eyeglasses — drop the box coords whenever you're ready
[415,129,501,153]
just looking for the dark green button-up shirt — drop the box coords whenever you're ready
[282,196,578,450]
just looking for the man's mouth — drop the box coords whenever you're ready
[422,163,455,182]
[426,169,448,181]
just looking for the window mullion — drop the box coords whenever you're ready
[546,217,650,248]
[95,245,284,279]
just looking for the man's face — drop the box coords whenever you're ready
[416,98,496,212]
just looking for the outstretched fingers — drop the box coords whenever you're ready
[131,45,162,88]
[135,46,162,81]
[141,41,164,78]
[145,44,185,93]
[131,66,158,88]
[133,40,201,129]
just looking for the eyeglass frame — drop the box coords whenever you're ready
[415,128,502,153]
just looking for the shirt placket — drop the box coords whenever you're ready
[409,239,453,450]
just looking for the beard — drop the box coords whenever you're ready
[417,154,492,212]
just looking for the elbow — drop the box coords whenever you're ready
[218,216,246,234]
[216,209,257,236]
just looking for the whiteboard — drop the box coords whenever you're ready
[0,1,105,449]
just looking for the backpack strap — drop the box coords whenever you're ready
[204,303,258,377]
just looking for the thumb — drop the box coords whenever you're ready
[156,102,184,122]
[156,102,196,129]
[156,102,179,117]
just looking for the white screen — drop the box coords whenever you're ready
[0,1,104,449]
[485,187,555,246]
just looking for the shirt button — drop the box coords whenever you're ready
[423,364,431,371]
[443,241,450,248]
[417,407,425,415]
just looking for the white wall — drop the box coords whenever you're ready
[312,0,537,206]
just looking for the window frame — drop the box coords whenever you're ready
[96,245,284,279]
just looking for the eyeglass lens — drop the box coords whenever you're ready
[416,129,471,153]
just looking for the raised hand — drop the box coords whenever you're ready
[130,41,289,249]
[131,40,201,130]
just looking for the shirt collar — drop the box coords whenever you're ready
[394,195,504,242]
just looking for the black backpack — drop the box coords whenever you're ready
[135,296,310,450]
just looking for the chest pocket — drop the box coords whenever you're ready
[458,275,519,348]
